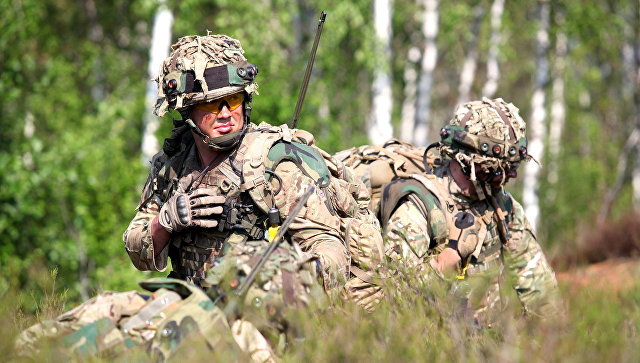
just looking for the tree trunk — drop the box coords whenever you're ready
[84,0,105,101]
[522,0,550,231]
[482,0,505,98]
[400,46,421,142]
[546,11,567,188]
[633,0,640,213]
[141,0,174,165]
[457,5,484,104]
[368,0,394,144]
[414,0,439,146]
[599,129,640,224]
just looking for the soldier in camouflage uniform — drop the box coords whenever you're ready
[15,32,385,360]
[381,98,560,323]
[123,34,351,288]
[123,33,384,308]
[16,238,324,361]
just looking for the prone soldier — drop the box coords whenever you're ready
[338,98,560,323]
[383,98,560,323]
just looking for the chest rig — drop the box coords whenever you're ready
[380,170,514,276]
[146,123,335,285]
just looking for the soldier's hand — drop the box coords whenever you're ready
[158,189,226,233]
[429,247,462,274]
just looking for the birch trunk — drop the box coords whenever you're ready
[546,12,567,187]
[22,113,35,170]
[599,129,640,224]
[400,47,421,141]
[414,0,439,146]
[633,0,640,212]
[482,0,505,98]
[368,0,394,144]
[141,0,174,165]
[457,5,484,104]
[84,0,105,101]
[522,0,550,231]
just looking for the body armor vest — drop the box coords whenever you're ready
[144,123,348,285]
[379,168,515,276]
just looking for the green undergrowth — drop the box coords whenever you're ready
[3,268,640,362]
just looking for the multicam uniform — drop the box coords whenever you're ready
[383,164,559,321]
[16,238,324,361]
[377,98,560,322]
[123,122,349,288]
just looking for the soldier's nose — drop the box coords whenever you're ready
[218,104,232,118]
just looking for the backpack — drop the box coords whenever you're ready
[238,123,386,310]
[333,138,438,215]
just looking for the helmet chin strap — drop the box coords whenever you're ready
[183,96,252,151]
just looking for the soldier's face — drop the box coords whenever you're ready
[191,93,245,139]
[475,164,518,189]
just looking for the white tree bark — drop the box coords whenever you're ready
[22,112,35,170]
[457,5,484,104]
[414,0,439,146]
[84,0,105,102]
[400,46,421,141]
[141,0,174,165]
[523,0,550,232]
[368,0,394,145]
[633,1,640,212]
[482,0,505,98]
[547,13,567,187]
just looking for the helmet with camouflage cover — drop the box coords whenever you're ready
[436,97,531,186]
[154,33,259,150]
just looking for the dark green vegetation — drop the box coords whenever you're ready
[1,0,639,357]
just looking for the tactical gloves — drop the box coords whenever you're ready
[158,189,226,233]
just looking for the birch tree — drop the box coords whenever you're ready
[633,0,640,212]
[414,0,438,146]
[141,0,174,165]
[523,0,550,231]
[368,0,394,144]
[84,0,105,102]
[599,1,640,220]
[457,5,484,104]
[546,11,567,189]
[400,46,421,141]
[599,129,640,224]
[482,0,505,98]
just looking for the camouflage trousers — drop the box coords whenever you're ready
[15,279,275,362]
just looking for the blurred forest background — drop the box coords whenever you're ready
[2,0,640,311]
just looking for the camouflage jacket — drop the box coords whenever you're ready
[123,122,349,288]
[16,239,325,361]
[383,163,559,319]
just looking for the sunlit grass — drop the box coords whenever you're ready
[4,266,640,362]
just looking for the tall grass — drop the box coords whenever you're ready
[4,265,640,362]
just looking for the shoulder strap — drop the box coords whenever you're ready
[240,125,330,214]
[136,145,193,210]
[380,175,459,247]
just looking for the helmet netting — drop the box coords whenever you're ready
[154,34,259,116]
[440,97,532,184]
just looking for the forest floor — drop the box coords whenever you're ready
[558,257,640,292]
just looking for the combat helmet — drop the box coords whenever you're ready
[154,33,259,150]
[435,97,530,187]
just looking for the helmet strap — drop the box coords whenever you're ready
[472,178,488,201]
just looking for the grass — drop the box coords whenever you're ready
[3,266,640,362]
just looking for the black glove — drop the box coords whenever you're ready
[158,188,226,233]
